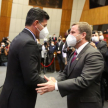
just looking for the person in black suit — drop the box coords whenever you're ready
[104,47,108,101]
[56,36,64,72]
[0,8,50,108]
[52,34,57,43]
[36,22,104,108]
[90,32,107,106]
[90,32,107,58]
[48,41,56,72]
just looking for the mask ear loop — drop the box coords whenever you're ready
[36,27,40,32]
[35,22,44,32]
[39,23,44,29]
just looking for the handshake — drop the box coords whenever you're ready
[36,76,57,95]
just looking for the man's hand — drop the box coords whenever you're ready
[49,77,56,83]
[36,76,56,95]
[57,51,61,54]
[90,42,97,49]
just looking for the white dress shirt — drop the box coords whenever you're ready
[62,44,67,58]
[55,42,89,90]
[41,45,46,58]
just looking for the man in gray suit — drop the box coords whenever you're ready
[36,22,104,108]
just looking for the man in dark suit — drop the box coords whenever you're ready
[90,32,107,106]
[91,32,107,58]
[56,36,64,72]
[0,8,49,108]
[48,41,56,72]
[52,34,57,43]
[36,22,104,108]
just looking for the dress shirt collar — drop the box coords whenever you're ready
[76,42,89,55]
[25,28,37,42]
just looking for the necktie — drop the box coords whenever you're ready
[71,51,77,63]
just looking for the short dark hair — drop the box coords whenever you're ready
[25,7,50,26]
[58,36,62,39]
[92,31,95,34]
[68,28,71,34]
[72,22,92,42]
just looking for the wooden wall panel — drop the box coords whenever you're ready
[83,0,89,11]
[80,0,108,25]
[33,5,43,9]
[0,32,5,41]
[0,17,6,32]
[0,0,13,41]
[60,0,73,37]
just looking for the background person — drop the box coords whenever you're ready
[56,36,64,72]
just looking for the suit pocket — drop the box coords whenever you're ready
[80,96,98,102]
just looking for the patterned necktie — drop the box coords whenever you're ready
[71,51,77,63]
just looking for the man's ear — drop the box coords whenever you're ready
[33,20,39,28]
[82,32,86,39]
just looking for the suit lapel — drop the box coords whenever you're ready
[67,52,74,74]
[67,43,90,77]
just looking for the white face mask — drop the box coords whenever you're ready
[37,23,49,39]
[99,35,104,41]
[91,37,95,42]
[51,43,54,46]
[66,34,81,47]
[93,36,99,42]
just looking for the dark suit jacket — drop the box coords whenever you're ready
[52,37,57,42]
[57,43,104,108]
[96,41,107,59]
[0,29,46,108]
[63,42,73,61]
[56,41,64,54]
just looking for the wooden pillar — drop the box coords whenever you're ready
[0,0,13,41]
[60,0,73,37]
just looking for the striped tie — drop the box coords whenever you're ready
[71,51,77,63]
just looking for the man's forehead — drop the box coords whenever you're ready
[95,33,98,35]
[42,19,47,23]
[71,25,79,31]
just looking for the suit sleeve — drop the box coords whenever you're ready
[57,52,104,97]
[55,43,58,51]
[57,64,68,81]
[19,41,46,87]
[98,42,107,57]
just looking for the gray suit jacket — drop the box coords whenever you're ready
[57,43,104,108]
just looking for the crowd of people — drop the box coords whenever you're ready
[0,7,108,108]
[37,33,73,74]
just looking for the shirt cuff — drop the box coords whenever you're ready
[55,81,58,91]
